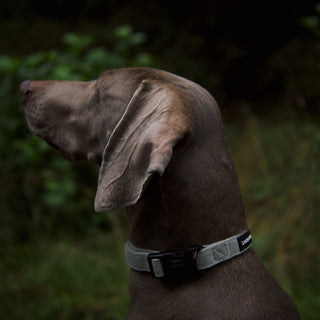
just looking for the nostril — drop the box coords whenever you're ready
[20,80,33,96]
[20,80,34,104]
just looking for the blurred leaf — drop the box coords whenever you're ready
[134,52,154,66]
[63,33,94,54]
[52,65,74,80]
[0,55,20,73]
[86,47,109,63]
[114,25,133,40]
[130,32,147,46]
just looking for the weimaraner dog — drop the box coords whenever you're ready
[20,68,301,319]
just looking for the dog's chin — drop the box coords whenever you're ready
[25,122,73,161]
[45,139,75,161]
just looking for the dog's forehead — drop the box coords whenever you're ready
[97,68,161,88]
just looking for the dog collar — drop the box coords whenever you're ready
[124,230,252,281]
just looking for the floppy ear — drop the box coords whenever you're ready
[94,79,192,212]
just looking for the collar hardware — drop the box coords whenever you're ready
[148,246,202,281]
[124,230,252,281]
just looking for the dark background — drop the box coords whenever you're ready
[0,1,319,319]
[2,1,320,111]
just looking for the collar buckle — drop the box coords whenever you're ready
[147,246,203,281]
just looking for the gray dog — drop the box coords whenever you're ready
[20,68,301,320]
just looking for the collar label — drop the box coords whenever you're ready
[237,230,252,251]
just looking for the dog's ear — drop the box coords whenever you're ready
[94,79,192,212]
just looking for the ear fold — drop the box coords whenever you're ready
[94,79,192,212]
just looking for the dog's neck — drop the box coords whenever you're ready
[125,137,248,252]
[124,144,250,319]
[124,106,250,318]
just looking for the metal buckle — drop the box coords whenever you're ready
[147,246,202,281]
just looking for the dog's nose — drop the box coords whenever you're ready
[20,80,33,104]
[20,80,32,96]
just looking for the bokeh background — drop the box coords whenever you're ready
[0,1,319,319]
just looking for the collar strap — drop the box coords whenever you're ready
[124,230,252,281]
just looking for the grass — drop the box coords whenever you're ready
[226,110,320,319]
[1,112,319,319]
[1,234,130,320]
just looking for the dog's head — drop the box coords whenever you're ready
[20,68,192,212]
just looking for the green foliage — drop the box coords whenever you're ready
[0,28,153,82]
[0,237,130,320]
[226,114,320,320]
[300,3,320,38]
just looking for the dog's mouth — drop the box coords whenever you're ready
[23,110,75,162]
[45,139,74,161]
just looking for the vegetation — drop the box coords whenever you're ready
[0,3,319,319]
[227,115,319,320]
